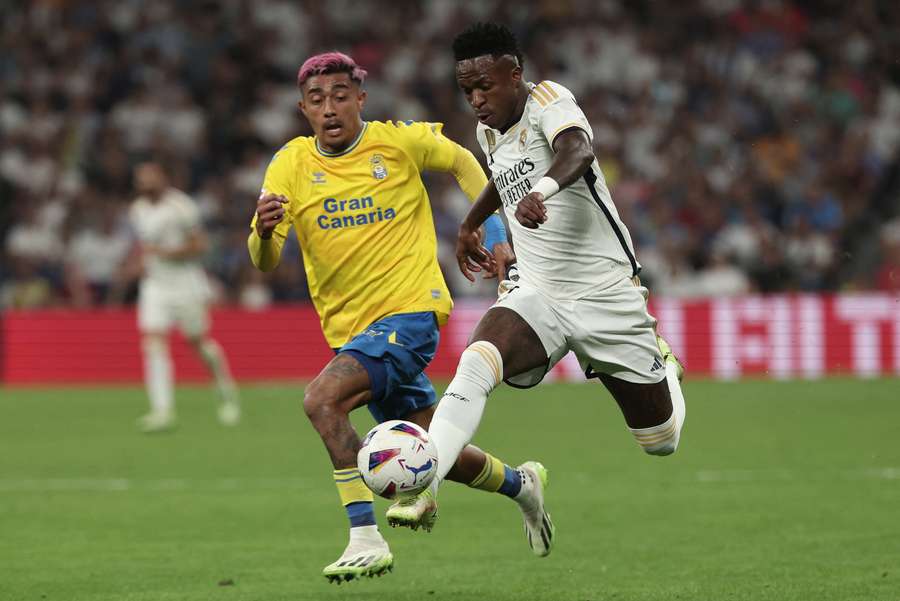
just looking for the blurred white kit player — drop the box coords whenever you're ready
[129,162,240,432]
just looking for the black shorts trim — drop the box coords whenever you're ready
[503,355,552,390]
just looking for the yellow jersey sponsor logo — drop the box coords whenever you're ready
[316,195,396,230]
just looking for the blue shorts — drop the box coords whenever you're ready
[336,312,439,423]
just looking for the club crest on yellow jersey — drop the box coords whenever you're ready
[370,154,388,180]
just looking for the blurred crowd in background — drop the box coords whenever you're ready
[2,0,900,310]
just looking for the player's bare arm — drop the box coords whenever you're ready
[515,128,593,229]
[457,179,503,281]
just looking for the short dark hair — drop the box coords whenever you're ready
[452,22,523,67]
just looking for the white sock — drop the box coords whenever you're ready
[198,339,237,403]
[143,338,173,416]
[428,341,503,492]
[630,362,686,456]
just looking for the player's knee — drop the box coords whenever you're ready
[631,415,682,457]
[457,341,504,390]
[302,377,341,423]
[141,335,167,356]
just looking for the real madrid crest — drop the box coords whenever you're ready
[518,129,528,153]
[370,154,388,180]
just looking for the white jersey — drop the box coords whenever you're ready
[129,188,208,290]
[476,80,640,298]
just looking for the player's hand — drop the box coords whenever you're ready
[515,192,547,229]
[456,223,495,282]
[255,191,288,239]
[482,242,515,280]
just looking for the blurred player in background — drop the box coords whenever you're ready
[129,162,241,432]
[248,52,551,583]
[393,23,688,550]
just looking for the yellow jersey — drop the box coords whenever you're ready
[250,120,487,348]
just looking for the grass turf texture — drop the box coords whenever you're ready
[1,379,898,601]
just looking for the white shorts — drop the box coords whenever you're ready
[138,280,210,338]
[493,276,664,386]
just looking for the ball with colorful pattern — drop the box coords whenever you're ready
[357,420,439,500]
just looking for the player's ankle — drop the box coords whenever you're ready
[349,524,382,543]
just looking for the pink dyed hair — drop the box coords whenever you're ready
[297,52,368,88]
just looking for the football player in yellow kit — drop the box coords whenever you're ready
[248,52,549,583]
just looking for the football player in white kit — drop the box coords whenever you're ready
[130,162,240,432]
[388,24,687,555]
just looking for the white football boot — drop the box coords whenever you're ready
[385,488,438,532]
[217,391,241,427]
[137,411,176,433]
[322,526,393,583]
[657,336,684,381]
[514,461,554,557]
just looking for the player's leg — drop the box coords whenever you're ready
[139,331,176,432]
[303,352,393,583]
[137,284,176,432]
[385,377,527,532]
[600,337,686,455]
[576,278,687,455]
[428,303,555,488]
[186,334,241,425]
[399,401,555,556]
[304,353,372,466]
[177,296,241,425]
[343,311,539,541]
[404,402,529,500]
[417,289,564,553]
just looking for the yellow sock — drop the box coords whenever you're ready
[334,468,376,527]
[333,468,374,505]
[468,453,506,492]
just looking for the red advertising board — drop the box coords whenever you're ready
[2,294,899,385]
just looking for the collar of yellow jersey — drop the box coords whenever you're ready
[315,122,369,158]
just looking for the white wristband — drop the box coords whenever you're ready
[529,176,559,199]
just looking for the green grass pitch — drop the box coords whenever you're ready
[1,379,898,600]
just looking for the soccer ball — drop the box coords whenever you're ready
[357,420,439,500]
